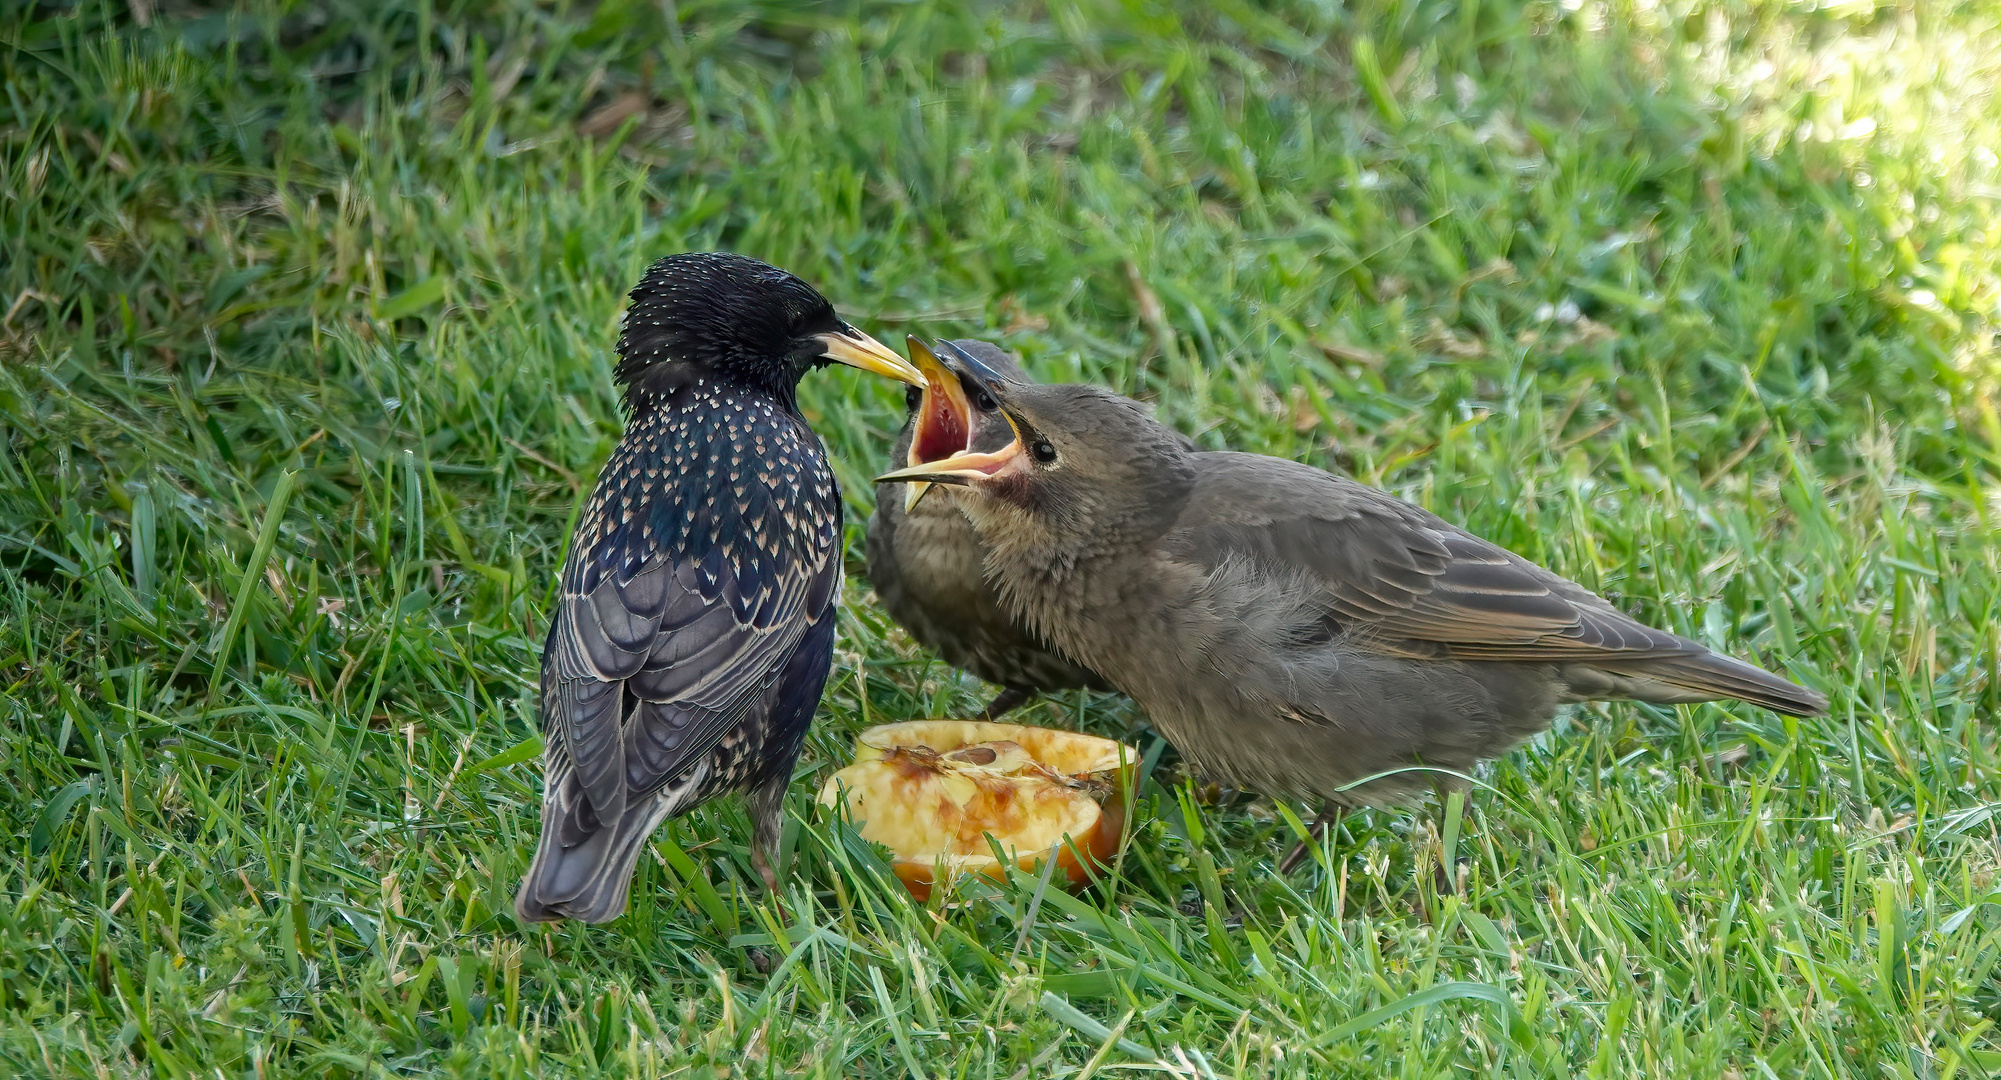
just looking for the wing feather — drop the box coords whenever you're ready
[1169,453,1698,663]
[540,393,841,826]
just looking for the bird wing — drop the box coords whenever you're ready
[1166,452,1696,661]
[542,406,841,826]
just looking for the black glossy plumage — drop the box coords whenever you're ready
[866,341,1112,717]
[516,253,868,924]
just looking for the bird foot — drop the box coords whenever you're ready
[975,687,1033,722]
[1278,805,1340,875]
[751,844,780,896]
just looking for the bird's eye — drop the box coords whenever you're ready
[1030,439,1058,463]
[904,385,923,411]
[972,389,998,411]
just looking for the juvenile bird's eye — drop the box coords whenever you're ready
[904,385,923,410]
[972,389,998,411]
[1031,439,1058,463]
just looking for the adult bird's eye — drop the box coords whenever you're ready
[904,384,923,410]
[1030,439,1058,463]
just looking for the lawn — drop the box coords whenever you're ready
[4,0,2001,1075]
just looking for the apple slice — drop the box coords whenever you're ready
[817,720,1139,900]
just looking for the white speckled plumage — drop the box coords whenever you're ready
[517,253,865,923]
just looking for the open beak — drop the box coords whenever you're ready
[875,439,1023,488]
[899,337,976,510]
[815,324,925,385]
[878,349,1025,488]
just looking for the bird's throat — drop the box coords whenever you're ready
[955,502,1113,664]
[910,388,970,465]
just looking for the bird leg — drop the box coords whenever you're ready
[745,829,784,972]
[976,687,1033,721]
[750,843,780,896]
[746,777,788,896]
[742,781,794,958]
[1278,803,1341,875]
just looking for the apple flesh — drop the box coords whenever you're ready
[817,720,1139,900]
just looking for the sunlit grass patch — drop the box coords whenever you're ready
[2,0,1999,1074]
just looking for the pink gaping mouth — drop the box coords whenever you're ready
[907,340,973,468]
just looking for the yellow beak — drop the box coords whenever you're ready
[814,326,924,385]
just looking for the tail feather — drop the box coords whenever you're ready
[1570,650,1827,717]
[514,761,695,924]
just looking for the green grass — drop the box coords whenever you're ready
[4,0,2001,1074]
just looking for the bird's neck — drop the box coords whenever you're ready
[963,500,1172,669]
[621,357,804,415]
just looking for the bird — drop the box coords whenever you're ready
[877,348,1826,869]
[515,252,924,923]
[866,338,1113,720]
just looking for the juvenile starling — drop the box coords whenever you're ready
[516,252,923,923]
[879,355,1826,845]
[866,339,1112,719]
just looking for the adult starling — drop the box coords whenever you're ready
[866,338,1112,719]
[516,252,923,923]
[879,355,1826,849]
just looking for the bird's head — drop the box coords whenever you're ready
[876,342,1195,549]
[889,338,1021,513]
[614,252,921,405]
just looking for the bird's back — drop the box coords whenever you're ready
[1073,449,1822,801]
[1176,452,1819,704]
